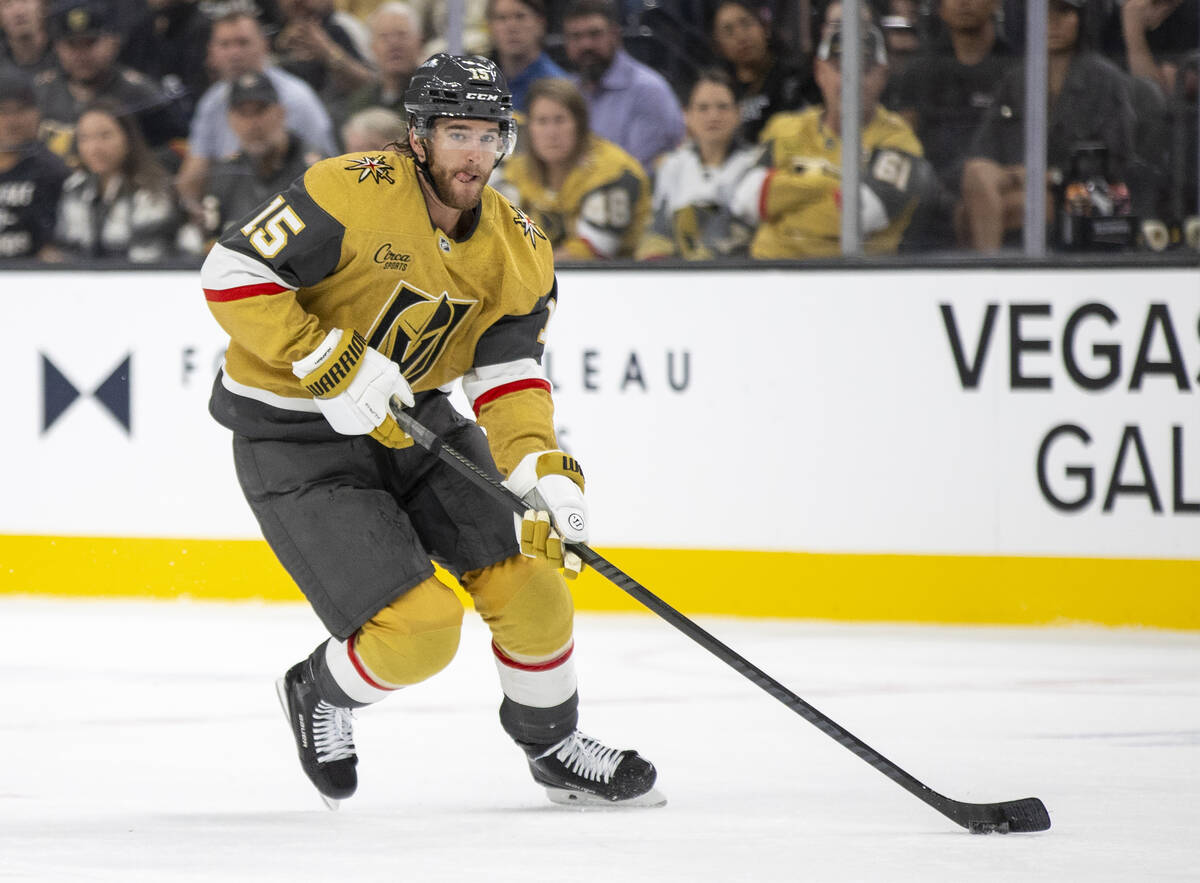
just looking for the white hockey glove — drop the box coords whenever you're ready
[503,450,588,578]
[292,328,415,449]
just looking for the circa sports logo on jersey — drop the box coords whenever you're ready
[367,281,476,382]
[512,208,547,249]
[373,244,411,271]
[344,155,396,185]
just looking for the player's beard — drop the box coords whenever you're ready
[425,146,492,211]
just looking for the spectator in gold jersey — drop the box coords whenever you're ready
[490,76,649,260]
[732,23,932,259]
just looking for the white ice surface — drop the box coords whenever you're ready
[1,597,1197,882]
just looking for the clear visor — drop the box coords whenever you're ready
[415,116,517,157]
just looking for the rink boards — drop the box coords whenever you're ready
[3,266,1198,628]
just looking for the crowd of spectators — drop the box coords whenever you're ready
[0,0,1196,264]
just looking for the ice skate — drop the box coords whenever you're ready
[275,660,358,810]
[527,730,665,808]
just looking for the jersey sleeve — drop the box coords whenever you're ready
[861,146,933,226]
[200,166,347,371]
[564,169,648,259]
[462,280,559,477]
[731,136,829,224]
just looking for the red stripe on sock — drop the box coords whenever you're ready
[492,640,574,672]
[472,378,552,416]
[347,634,396,692]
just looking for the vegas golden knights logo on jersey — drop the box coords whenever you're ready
[367,281,478,382]
[344,155,396,185]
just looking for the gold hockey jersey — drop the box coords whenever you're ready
[492,135,650,260]
[747,106,927,259]
[201,151,560,475]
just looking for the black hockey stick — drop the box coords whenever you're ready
[388,398,1050,834]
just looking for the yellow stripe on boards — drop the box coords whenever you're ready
[0,535,1196,629]
[0,535,304,601]
[567,549,1200,629]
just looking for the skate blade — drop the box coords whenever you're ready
[274,677,342,813]
[544,786,667,809]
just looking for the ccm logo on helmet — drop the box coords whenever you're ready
[465,92,499,101]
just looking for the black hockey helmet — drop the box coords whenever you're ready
[404,53,517,158]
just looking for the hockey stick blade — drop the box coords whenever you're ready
[386,398,1051,834]
[960,797,1051,834]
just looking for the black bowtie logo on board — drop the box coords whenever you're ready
[41,353,131,434]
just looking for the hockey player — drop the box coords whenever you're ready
[200,53,662,810]
[733,23,932,259]
[490,77,649,260]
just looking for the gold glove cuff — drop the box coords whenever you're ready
[535,451,585,492]
[300,329,367,398]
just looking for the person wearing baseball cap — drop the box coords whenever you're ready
[0,66,68,259]
[35,0,188,157]
[228,70,280,111]
[197,71,325,241]
[47,0,120,41]
[737,22,934,259]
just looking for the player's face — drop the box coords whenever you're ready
[420,118,501,210]
[527,96,577,167]
[712,3,768,68]
[685,81,739,149]
[0,100,39,151]
[75,109,128,176]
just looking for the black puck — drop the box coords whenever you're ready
[968,820,1010,835]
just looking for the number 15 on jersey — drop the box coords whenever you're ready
[241,195,306,258]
